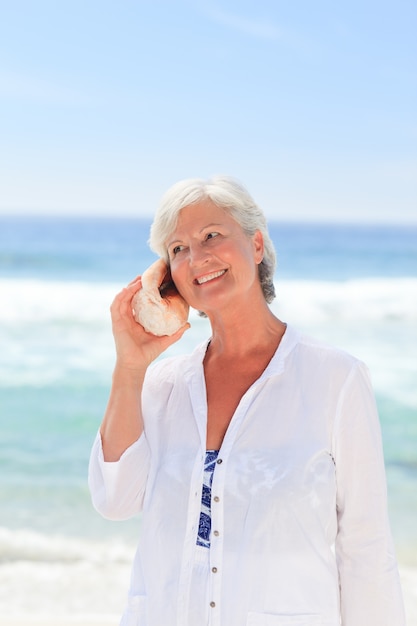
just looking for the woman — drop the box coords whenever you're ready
[89,176,405,625]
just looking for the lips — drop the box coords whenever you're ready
[194,269,226,285]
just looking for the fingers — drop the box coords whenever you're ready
[110,277,142,323]
[113,277,142,303]
[176,322,191,337]
[110,276,191,340]
[127,275,142,287]
[146,322,190,356]
[160,322,191,344]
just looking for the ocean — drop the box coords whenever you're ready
[0,216,416,621]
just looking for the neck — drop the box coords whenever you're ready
[206,301,286,359]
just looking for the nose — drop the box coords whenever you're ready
[188,242,212,268]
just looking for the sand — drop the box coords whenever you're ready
[0,620,118,626]
[401,565,417,624]
[1,565,416,626]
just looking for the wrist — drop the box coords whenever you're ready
[113,360,148,384]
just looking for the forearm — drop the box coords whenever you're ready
[100,362,148,461]
[334,363,406,623]
[100,274,189,461]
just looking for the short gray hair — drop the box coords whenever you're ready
[149,175,276,303]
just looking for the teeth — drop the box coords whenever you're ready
[196,270,226,285]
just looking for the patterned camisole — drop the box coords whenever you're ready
[196,450,219,548]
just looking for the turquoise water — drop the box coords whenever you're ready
[0,216,416,616]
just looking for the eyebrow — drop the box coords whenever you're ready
[167,223,223,248]
[200,222,223,231]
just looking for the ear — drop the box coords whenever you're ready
[252,230,264,265]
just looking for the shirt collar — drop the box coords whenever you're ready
[183,323,299,382]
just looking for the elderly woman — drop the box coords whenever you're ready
[88,176,405,626]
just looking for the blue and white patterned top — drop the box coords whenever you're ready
[196,450,219,548]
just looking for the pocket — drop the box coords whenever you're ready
[247,613,324,626]
[120,594,147,626]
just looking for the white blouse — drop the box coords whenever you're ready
[88,325,405,626]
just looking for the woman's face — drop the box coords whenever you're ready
[166,200,264,315]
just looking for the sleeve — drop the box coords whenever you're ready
[88,430,151,521]
[333,361,406,626]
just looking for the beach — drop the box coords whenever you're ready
[0,616,119,626]
[401,567,417,623]
[0,217,416,623]
[0,566,416,625]
[0,564,416,625]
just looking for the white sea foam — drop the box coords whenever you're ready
[270,278,417,408]
[2,277,415,325]
[1,277,416,405]
[0,526,132,564]
[1,273,416,621]
[0,526,416,621]
[273,277,417,323]
[0,527,132,617]
[0,279,116,387]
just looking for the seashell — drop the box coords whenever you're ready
[132,259,189,336]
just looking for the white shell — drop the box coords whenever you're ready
[132,259,189,336]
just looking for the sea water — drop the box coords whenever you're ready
[0,216,416,619]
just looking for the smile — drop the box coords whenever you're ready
[195,270,226,285]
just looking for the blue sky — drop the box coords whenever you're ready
[0,0,416,222]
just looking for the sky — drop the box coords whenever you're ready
[0,0,416,223]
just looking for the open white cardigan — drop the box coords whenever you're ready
[89,325,405,626]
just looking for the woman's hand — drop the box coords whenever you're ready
[99,276,189,462]
[110,276,190,370]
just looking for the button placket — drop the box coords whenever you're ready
[177,451,209,626]
[207,388,256,622]
[208,455,224,621]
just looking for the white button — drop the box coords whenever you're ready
[213,530,219,537]
[210,601,216,608]
[213,496,220,502]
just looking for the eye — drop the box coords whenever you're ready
[205,232,219,241]
[172,244,185,255]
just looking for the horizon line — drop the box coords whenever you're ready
[0,211,416,228]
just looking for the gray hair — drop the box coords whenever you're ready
[149,175,276,303]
